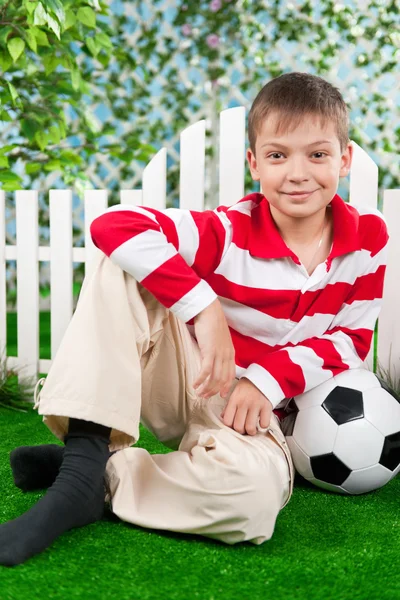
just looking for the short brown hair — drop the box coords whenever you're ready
[248,72,350,155]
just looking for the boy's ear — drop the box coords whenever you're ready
[246,148,260,181]
[339,142,353,178]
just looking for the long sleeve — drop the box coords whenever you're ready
[241,219,390,409]
[90,204,230,323]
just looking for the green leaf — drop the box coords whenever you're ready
[0,109,12,122]
[96,52,110,68]
[7,38,26,63]
[25,162,42,174]
[1,180,24,192]
[42,0,65,24]
[83,106,101,133]
[77,7,96,28]
[57,119,66,138]
[7,82,19,105]
[59,150,82,165]
[44,159,61,171]
[48,125,61,144]
[71,67,80,90]
[46,13,61,39]
[0,50,13,72]
[32,27,50,46]
[0,155,9,168]
[95,32,112,49]
[21,118,41,140]
[0,145,17,155]
[65,10,76,30]
[0,26,13,47]
[24,28,38,53]
[101,125,116,135]
[87,0,101,9]
[0,171,22,183]
[35,130,48,151]
[26,62,38,77]
[86,37,100,57]
[43,54,59,75]
[118,150,133,163]
[24,0,39,15]
[33,2,48,26]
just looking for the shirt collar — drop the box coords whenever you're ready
[244,192,362,264]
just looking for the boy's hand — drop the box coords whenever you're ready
[220,378,272,436]
[193,299,236,399]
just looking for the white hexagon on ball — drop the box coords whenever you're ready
[308,478,346,494]
[334,419,384,470]
[286,436,314,479]
[331,368,380,393]
[342,463,393,494]
[363,387,400,436]
[293,406,338,456]
[294,377,337,410]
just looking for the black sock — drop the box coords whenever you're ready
[10,445,65,491]
[0,419,111,567]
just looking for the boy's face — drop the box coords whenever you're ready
[246,112,353,220]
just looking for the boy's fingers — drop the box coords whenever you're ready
[194,367,213,391]
[220,362,236,398]
[219,362,232,397]
[193,359,214,389]
[201,360,223,397]
[194,356,235,398]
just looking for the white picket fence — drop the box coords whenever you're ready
[1,107,400,382]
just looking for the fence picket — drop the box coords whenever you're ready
[180,120,206,211]
[349,141,379,209]
[348,141,379,369]
[377,189,400,381]
[49,190,74,361]
[84,190,108,281]
[219,107,246,206]
[143,148,167,209]
[120,190,143,206]
[16,191,39,379]
[0,191,6,359]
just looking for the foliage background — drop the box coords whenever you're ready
[1,0,399,307]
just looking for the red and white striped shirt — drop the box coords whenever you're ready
[90,192,389,410]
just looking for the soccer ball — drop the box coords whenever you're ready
[281,368,400,494]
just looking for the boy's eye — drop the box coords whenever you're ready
[266,152,327,160]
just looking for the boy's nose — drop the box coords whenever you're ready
[288,159,310,182]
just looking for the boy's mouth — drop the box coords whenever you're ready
[282,190,317,200]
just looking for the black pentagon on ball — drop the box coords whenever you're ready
[380,432,400,471]
[311,453,352,485]
[322,386,364,425]
[376,376,400,403]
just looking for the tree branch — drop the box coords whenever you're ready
[0,0,13,20]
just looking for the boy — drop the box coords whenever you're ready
[1,72,388,566]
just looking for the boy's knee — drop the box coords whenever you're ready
[192,429,282,510]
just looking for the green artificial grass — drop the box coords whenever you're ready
[1,313,400,600]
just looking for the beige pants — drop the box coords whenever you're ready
[34,250,294,546]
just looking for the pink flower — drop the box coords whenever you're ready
[181,24,192,36]
[206,34,220,48]
[210,0,222,11]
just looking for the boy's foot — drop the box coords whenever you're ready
[0,434,110,567]
[10,444,65,491]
